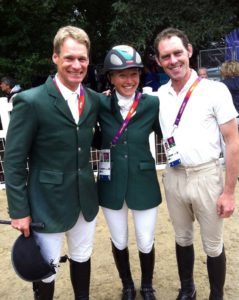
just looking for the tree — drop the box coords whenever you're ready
[108,0,239,65]
[0,0,238,88]
[0,0,88,87]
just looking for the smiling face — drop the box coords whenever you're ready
[156,35,193,90]
[110,68,140,98]
[52,37,89,91]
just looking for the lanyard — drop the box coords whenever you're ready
[78,85,85,117]
[111,92,141,146]
[174,77,201,127]
[53,78,85,117]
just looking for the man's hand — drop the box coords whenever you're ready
[102,89,111,96]
[11,216,32,237]
[217,193,235,218]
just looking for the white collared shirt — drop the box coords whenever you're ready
[116,91,135,119]
[158,69,238,166]
[55,74,81,123]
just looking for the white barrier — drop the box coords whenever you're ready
[0,97,12,189]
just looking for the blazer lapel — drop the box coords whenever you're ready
[111,93,124,124]
[46,76,77,124]
[78,87,92,125]
[131,92,145,122]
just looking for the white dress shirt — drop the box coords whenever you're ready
[158,69,238,166]
[116,91,135,119]
[55,74,81,123]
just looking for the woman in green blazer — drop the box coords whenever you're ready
[97,45,162,300]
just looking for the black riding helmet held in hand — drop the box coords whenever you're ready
[11,233,56,282]
[103,45,143,73]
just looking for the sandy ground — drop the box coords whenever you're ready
[0,171,239,300]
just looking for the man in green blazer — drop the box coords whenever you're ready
[4,25,100,300]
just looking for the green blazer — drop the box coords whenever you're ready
[4,76,100,233]
[97,92,162,210]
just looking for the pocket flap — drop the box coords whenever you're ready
[139,162,155,170]
[39,170,63,184]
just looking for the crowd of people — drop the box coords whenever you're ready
[2,25,239,300]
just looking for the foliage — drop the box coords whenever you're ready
[0,0,88,87]
[0,0,238,87]
[108,0,239,64]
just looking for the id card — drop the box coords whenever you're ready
[163,136,181,167]
[98,149,111,181]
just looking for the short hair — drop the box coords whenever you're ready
[1,76,15,88]
[220,60,239,78]
[198,67,208,78]
[53,25,90,55]
[154,27,190,58]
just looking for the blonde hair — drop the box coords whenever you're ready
[220,60,239,78]
[53,25,90,55]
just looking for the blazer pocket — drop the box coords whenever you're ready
[139,162,155,170]
[39,170,63,184]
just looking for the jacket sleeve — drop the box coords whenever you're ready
[153,118,162,139]
[4,94,38,219]
[152,95,162,139]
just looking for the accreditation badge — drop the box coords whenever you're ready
[98,149,111,181]
[163,136,181,168]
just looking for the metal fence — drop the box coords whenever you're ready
[89,135,166,173]
[199,46,239,68]
[198,46,239,80]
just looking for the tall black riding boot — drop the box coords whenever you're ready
[139,245,156,300]
[33,281,55,300]
[70,259,91,300]
[111,242,136,300]
[207,247,226,300]
[176,243,196,300]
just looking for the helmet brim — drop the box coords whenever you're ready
[11,234,56,282]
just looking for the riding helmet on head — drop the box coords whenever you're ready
[103,45,143,73]
[11,233,56,282]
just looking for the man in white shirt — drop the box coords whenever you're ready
[154,27,239,300]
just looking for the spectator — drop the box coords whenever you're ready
[220,60,239,125]
[0,76,22,102]
[198,67,208,78]
[142,60,161,91]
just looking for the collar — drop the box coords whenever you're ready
[55,74,81,101]
[116,91,135,112]
[167,69,198,96]
[116,91,135,102]
[10,85,21,93]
